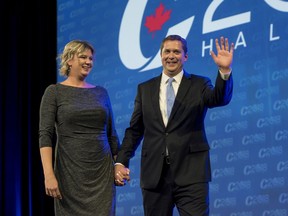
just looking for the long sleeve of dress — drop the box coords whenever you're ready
[39,84,57,148]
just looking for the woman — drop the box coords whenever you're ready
[39,40,119,215]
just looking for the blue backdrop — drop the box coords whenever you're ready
[57,0,288,215]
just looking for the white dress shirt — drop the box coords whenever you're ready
[160,71,183,126]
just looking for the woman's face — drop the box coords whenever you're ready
[68,49,93,79]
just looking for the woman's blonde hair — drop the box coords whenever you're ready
[58,40,94,76]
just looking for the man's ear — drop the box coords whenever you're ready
[184,53,188,61]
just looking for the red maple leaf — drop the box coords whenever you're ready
[144,3,171,36]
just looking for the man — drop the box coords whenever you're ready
[115,35,234,216]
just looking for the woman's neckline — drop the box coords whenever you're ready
[57,83,97,89]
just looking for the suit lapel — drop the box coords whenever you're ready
[167,71,192,125]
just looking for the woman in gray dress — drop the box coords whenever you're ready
[39,40,120,216]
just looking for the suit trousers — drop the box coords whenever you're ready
[142,160,209,216]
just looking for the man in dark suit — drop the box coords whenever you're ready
[114,35,234,216]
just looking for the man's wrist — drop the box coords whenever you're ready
[219,67,232,80]
[115,162,125,167]
[218,67,232,74]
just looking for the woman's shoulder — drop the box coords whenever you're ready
[43,84,57,93]
[84,82,96,88]
[94,85,106,91]
[47,83,57,88]
[41,84,58,101]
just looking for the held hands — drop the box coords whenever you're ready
[210,37,234,74]
[114,164,130,186]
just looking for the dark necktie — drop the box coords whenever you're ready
[166,77,175,119]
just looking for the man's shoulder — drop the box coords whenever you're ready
[139,75,160,86]
[184,72,210,82]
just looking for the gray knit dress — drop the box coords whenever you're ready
[39,83,119,216]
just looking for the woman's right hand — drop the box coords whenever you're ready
[45,174,62,199]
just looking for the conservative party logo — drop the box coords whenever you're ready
[118,0,287,72]
[118,0,194,72]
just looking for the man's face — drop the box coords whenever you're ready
[161,40,188,77]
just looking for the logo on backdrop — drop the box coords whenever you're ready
[144,3,171,38]
[118,0,287,72]
[118,0,194,72]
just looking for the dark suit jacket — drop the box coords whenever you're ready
[116,70,233,189]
